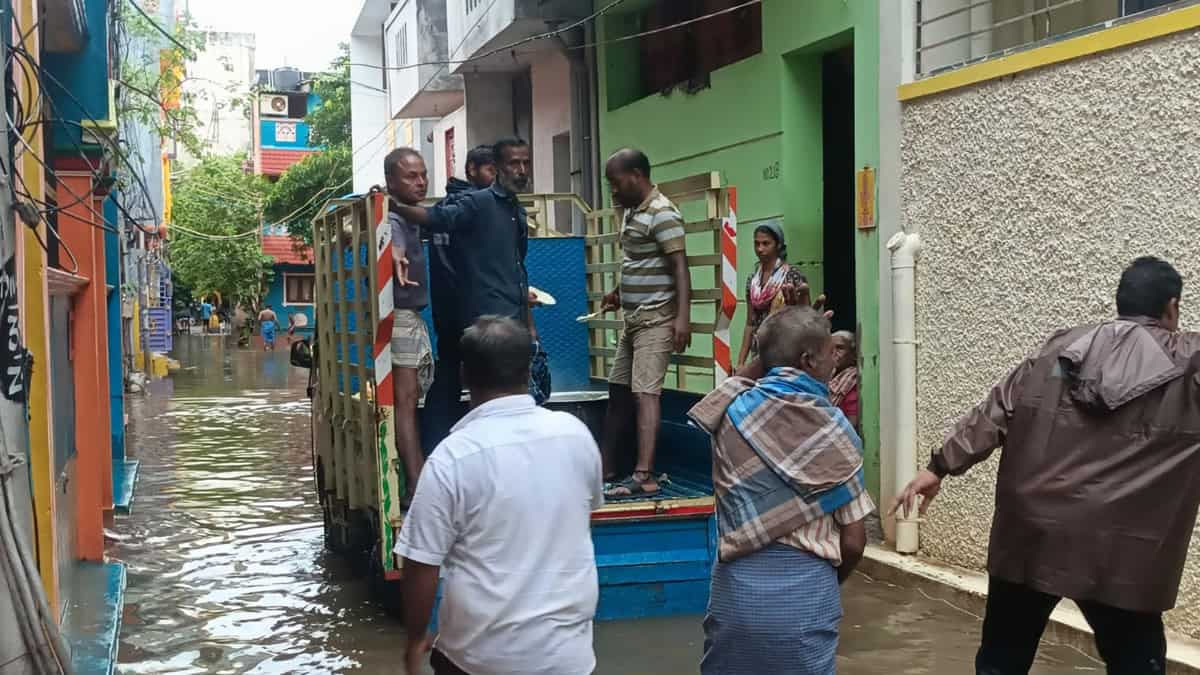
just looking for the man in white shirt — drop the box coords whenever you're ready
[396,315,604,675]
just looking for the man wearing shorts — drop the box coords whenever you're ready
[600,148,691,499]
[386,148,435,501]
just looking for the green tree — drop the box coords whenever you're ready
[169,155,274,304]
[115,0,208,157]
[265,45,353,245]
[306,44,352,148]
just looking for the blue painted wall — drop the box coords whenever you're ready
[43,0,110,152]
[264,263,315,335]
[103,195,124,462]
[258,120,314,150]
[258,93,323,150]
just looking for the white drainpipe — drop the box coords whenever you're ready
[887,231,922,554]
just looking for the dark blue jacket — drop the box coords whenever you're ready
[425,182,529,329]
[428,178,475,334]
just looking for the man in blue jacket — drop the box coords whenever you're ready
[426,145,496,447]
[391,138,550,414]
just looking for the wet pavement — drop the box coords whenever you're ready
[116,335,1101,674]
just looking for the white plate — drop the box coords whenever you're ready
[529,286,556,306]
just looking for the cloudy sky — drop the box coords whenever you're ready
[183,0,359,72]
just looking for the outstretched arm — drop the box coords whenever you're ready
[932,357,1034,477]
[397,196,480,234]
[891,358,1034,518]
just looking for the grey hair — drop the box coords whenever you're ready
[384,147,423,177]
[832,330,857,352]
[460,315,531,391]
[757,306,831,371]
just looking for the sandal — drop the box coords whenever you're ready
[604,471,661,499]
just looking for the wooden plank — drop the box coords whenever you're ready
[657,171,721,198]
[585,254,719,275]
[588,347,715,370]
[585,205,604,380]
[585,288,722,301]
[350,204,372,508]
[585,220,719,245]
[586,319,716,334]
[321,214,348,503]
[334,205,358,510]
[313,213,338,495]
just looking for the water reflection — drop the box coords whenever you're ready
[117,335,403,674]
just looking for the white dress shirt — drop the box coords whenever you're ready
[395,395,604,675]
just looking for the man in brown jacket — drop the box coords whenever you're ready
[893,256,1200,675]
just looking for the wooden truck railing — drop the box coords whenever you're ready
[584,172,738,392]
[311,192,406,579]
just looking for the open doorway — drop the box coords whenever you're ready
[821,46,856,333]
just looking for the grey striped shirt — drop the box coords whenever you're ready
[620,188,686,313]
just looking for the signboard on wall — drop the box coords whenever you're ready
[856,166,876,230]
[274,122,298,144]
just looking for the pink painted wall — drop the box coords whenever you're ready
[531,49,572,197]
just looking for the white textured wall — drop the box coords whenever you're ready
[901,27,1200,636]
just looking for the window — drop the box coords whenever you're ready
[916,0,1189,77]
[284,273,315,306]
[604,0,762,110]
[398,24,409,67]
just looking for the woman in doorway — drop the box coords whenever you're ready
[736,222,818,369]
[829,331,860,430]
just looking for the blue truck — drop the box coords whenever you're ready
[301,175,737,621]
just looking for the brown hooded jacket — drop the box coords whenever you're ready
[930,317,1200,612]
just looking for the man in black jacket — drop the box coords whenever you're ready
[426,145,496,448]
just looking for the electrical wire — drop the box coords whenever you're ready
[168,223,260,240]
[6,111,83,274]
[124,0,196,60]
[13,48,165,234]
[270,175,353,227]
[343,0,763,177]
[565,0,762,51]
[348,0,761,74]
[350,0,630,73]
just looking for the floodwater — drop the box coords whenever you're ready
[116,335,1101,674]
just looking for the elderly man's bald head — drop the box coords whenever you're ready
[756,307,836,381]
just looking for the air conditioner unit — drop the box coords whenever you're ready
[259,95,290,117]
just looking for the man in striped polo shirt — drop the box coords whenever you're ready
[600,148,691,498]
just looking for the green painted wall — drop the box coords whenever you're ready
[595,0,882,498]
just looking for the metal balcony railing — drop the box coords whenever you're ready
[916,0,1187,77]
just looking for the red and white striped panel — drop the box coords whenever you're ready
[714,188,738,382]
[372,192,395,407]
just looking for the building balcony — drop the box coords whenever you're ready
[446,0,591,74]
[386,0,464,119]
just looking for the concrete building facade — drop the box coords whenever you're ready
[352,0,597,228]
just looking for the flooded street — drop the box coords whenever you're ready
[116,336,1101,674]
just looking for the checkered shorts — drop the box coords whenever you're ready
[391,310,435,396]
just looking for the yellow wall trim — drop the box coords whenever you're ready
[899,4,1200,102]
